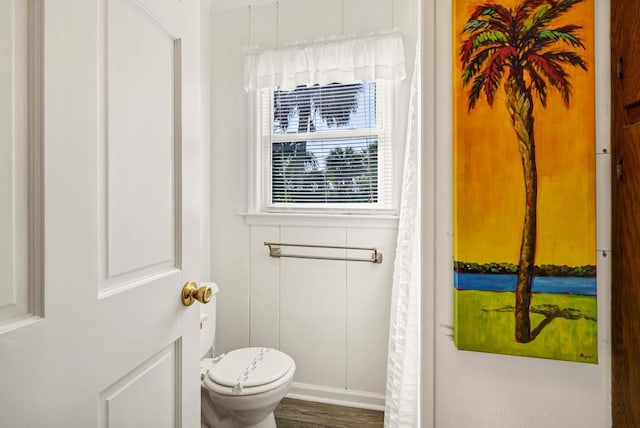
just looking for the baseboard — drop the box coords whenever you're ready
[286,382,386,411]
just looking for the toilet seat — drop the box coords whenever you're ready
[203,347,295,397]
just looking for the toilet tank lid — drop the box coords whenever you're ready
[207,347,292,388]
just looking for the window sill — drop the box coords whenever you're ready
[240,212,399,229]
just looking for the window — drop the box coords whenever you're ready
[244,32,406,215]
[258,80,393,213]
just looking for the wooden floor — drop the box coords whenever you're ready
[274,398,384,428]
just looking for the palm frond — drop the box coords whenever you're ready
[317,83,363,127]
[515,0,548,25]
[468,74,487,112]
[520,4,551,35]
[463,45,518,85]
[469,4,499,20]
[526,53,572,105]
[465,47,516,111]
[544,50,588,70]
[469,3,512,22]
[543,0,585,22]
[460,30,509,65]
[474,30,509,49]
[463,18,510,34]
[483,65,504,106]
[483,48,515,105]
[462,47,498,84]
[273,88,297,132]
[527,67,548,106]
[491,4,514,26]
[521,0,584,38]
[536,25,585,48]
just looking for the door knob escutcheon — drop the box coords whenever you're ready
[181,281,212,306]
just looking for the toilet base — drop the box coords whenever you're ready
[202,387,278,428]
[201,388,237,428]
[243,412,275,428]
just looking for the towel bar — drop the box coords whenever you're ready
[264,242,383,264]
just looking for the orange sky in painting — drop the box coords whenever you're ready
[453,0,596,266]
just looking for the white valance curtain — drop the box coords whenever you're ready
[244,32,406,90]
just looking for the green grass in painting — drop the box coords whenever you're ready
[454,289,598,363]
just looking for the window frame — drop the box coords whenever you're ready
[250,80,397,216]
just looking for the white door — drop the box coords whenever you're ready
[0,1,204,427]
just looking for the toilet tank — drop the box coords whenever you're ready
[200,282,220,358]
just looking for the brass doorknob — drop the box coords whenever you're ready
[181,281,213,306]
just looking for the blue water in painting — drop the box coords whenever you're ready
[454,273,597,296]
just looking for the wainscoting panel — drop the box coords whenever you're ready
[280,226,348,389]
[346,228,395,395]
[247,223,396,408]
[250,225,280,349]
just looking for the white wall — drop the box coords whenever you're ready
[247,218,398,408]
[210,0,418,409]
[423,1,612,427]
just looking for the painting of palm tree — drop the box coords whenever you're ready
[453,0,597,361]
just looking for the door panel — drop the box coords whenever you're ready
[0,0,31,326]
[612,0,640,425]
[103,0,180,285]
[99,341,180,428]
[0,1,202,427]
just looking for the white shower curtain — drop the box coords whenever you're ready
[384,50,421,428]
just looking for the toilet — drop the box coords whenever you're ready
[199,284,296,428]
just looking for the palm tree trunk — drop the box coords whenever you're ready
[505,75,538,344]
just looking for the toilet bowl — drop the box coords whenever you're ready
[201,347,295,428]
[200,284,295,428]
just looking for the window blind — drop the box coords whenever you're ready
[261,81,393,211]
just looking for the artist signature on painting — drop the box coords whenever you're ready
[579,352,595,361]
